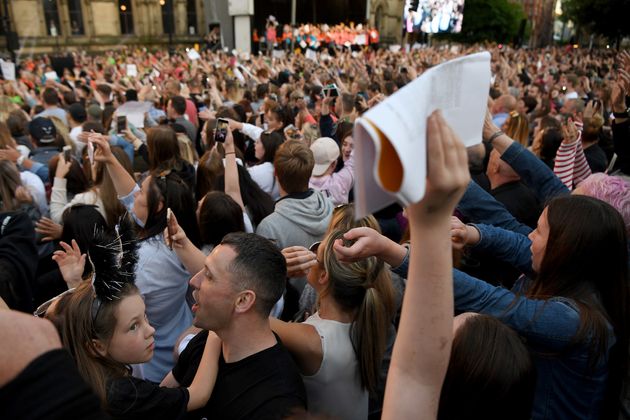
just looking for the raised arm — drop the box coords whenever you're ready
[482,106,569,203]
[223,128,245,210]
[89,133,136,197]
[383,110,469,419]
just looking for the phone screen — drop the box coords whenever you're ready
[63,145,72,162]
[117,116,127,134]
[215,118,229,143]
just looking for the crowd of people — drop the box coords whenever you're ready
[0,42,629,420]
[253,19,380,55]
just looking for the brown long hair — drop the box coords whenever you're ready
[527,195,629,413]
[439,315,536,419]
[321,228,396,395]
[62,281,139,405]
[146,126,182,172]
[0,160,22,212]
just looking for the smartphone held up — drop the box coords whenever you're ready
[214,118,229,143]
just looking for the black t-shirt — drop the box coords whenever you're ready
[173,331,307,420]
[0,349,106,420]
[106,376,189,420]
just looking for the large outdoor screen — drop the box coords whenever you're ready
[403,0,465,34]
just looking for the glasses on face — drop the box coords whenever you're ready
[34,288,76,317]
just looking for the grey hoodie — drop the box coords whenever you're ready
[256,190,333,250]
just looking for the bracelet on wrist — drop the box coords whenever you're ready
[485,130,504,144]
[225,151,236,155]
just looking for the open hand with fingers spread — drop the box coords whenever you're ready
[52,239,87,289]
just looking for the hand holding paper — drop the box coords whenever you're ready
[353,52,491,218]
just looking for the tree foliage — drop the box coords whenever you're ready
[436,0,526,43]
[562,0,630,42]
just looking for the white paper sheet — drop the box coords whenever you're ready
[126,64,138,77]
[305,49,317,61]
[353,52,491,218]
[187,49,201,60]
[0,60,15,81]
[116,101,152,128]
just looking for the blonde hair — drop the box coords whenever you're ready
[321,228,395,395]
[504,111,529,146]
[0,96,17,123]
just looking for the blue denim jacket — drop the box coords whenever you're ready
[392,225,613,420]
[457,142,571,235]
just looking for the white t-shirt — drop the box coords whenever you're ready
[248,162,280,201]
[20,171,48,216]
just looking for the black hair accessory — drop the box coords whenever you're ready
[88,216,138,312]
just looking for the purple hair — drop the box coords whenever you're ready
[576,173,630,234]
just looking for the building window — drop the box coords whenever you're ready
[119,0,134,35]
[161,0,174,35]
[186,0,197,35]
[68,0,85,35]
[42,0,62,36]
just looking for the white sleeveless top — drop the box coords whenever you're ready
[303,313,368,420]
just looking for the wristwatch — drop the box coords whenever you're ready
[16,155,26,166]
[612,108,629,118]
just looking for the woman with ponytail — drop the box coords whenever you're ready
[271,227,395,419]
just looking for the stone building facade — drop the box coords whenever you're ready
[0,0,405,55]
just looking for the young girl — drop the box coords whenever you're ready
[89,133,200,383]
[60,230,220,419]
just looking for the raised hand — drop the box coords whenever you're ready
[35,217,63,242]
[282,246,317,278]
[561,118,579,144]
[407,110,469,223]
[163,209,188,249]
[52,240,87,289]
[55,153,72,179]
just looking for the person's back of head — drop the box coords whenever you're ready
[7,110,28,137]
[259,131,285,164]
[42,88,60,107]
[274,140,314,194]
[438,314,536,420]
[48,154,90,196]
[198,192,246,248]
[169,95,187,117]
[319,228,396,395]
[147,126,181,172]
[574,174,630,235]
[28,117,59,148]
[220,232,287,317]
[582,114,604,143]
[504,111,529,146]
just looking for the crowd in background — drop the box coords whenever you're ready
[0,42,629,419]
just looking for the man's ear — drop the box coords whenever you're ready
[234,290,256,314]
[90,339,108,358]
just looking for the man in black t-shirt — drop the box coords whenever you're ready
[169,233,306,419]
